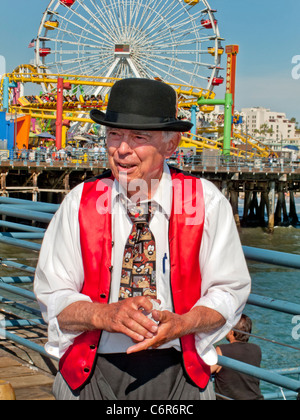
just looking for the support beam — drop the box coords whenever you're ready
[0,173,8,196]
[221,180,229,199]
[230,189,240,227]
[259,191,268,226]
[243,189,252,225]
[197,93,233,155]
[289,190,299,224]
[56,77,64,150]
[268,181,276,233]
[190,105,197,137]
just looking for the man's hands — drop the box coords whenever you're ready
[92,296,159,343]
[57,296,159,343]
[127,305,226,354]
[127,309,187,353]
[57,298,225,352]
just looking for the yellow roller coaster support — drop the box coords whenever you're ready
[180,133,263,160]
[233,131,278,158]
[1,71,215,118]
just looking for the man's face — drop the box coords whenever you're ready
[106,128,179,199]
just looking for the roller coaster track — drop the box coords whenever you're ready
[181,127,277,158]
[2,70,215,107]
[1,69,215,125]
[180,133,263,160]
[1,69,275,158]
[233,131,277,158]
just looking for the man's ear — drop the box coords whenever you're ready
[165,132,181,158]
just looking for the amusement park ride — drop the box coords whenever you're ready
[0,0,275,160]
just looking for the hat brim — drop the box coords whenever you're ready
[90,109,193,132]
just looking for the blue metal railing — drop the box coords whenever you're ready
[1,148,300,172]
[0,197,299,399]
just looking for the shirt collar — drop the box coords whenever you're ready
[112,161,172,219]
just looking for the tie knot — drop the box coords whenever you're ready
[127,202,151,224]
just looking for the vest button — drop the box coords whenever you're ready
[84,367,90,373]
[100,293,106,299]
[90,344,96,350]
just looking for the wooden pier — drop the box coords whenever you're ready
[0,159,300,233]
[0,313,57,400]
[0,355,54,400]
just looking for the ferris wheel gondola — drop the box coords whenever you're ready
[35,0,224,96]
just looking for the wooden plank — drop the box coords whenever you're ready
[0,356,20,368]
[14,385,54,400]
[0,355,54,400]
[0,372,53,389]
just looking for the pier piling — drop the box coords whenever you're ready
[268,181,276,233]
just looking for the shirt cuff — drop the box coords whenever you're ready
[45,291,92,359]
[195,289,236,321]
[194,320,234,366]
[193,290,243,366]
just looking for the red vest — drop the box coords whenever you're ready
[59,168,210,391]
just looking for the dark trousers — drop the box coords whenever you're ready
[53,349,215,400]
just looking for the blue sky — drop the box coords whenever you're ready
[213,0,300,123]
[1,0,300,122]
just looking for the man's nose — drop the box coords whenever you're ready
[118,135,133,154]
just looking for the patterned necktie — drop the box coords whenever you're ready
[119,200,157,301]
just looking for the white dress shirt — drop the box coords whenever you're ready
[34,163,251,366]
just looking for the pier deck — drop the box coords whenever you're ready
[0,313,57,400]
[0,354,54,400]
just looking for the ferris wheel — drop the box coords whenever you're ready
[35,0,224,95]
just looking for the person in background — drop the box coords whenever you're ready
[211,314,264,400]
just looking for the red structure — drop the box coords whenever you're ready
[200,19,217,29]
[60,0,76,6]
[225,45,239,140]
[56,78,71,150]
[56,78,64,150]
[39,48,51,57]
[211,76,224,86]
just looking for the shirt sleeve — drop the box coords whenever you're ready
[194,179,251,365]
[34,183,92,358]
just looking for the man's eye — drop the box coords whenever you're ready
[109,131,120,137]
[135,136,147,142]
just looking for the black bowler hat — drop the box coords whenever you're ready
[90,78,193,132]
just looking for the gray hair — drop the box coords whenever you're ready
[162,131,179,143]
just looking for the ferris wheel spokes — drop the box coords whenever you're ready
[36,0,223,91]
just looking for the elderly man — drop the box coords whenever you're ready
[34,78,251,400]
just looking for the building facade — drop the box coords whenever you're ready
[240,107,297,147]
